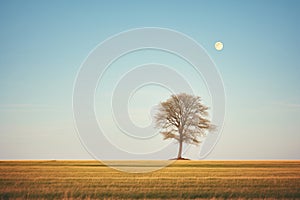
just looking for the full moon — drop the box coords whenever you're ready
[215,41,223,51]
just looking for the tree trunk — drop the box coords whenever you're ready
[177,139,183,159]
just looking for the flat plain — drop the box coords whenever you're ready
[0,160,300,199]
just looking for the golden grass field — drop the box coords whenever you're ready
[0,160,300,199]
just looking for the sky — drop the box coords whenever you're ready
[0,0,299,160]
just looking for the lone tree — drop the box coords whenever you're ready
[155,93,214,160]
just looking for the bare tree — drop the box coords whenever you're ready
[155,93,214,159]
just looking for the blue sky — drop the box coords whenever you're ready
[0,0,299,160]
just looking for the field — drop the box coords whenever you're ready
[0,160,300,199]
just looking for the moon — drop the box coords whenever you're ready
[215,41,223,51]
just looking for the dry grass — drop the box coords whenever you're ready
[0,160,299,199]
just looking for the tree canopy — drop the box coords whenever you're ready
[155,93,214,159]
